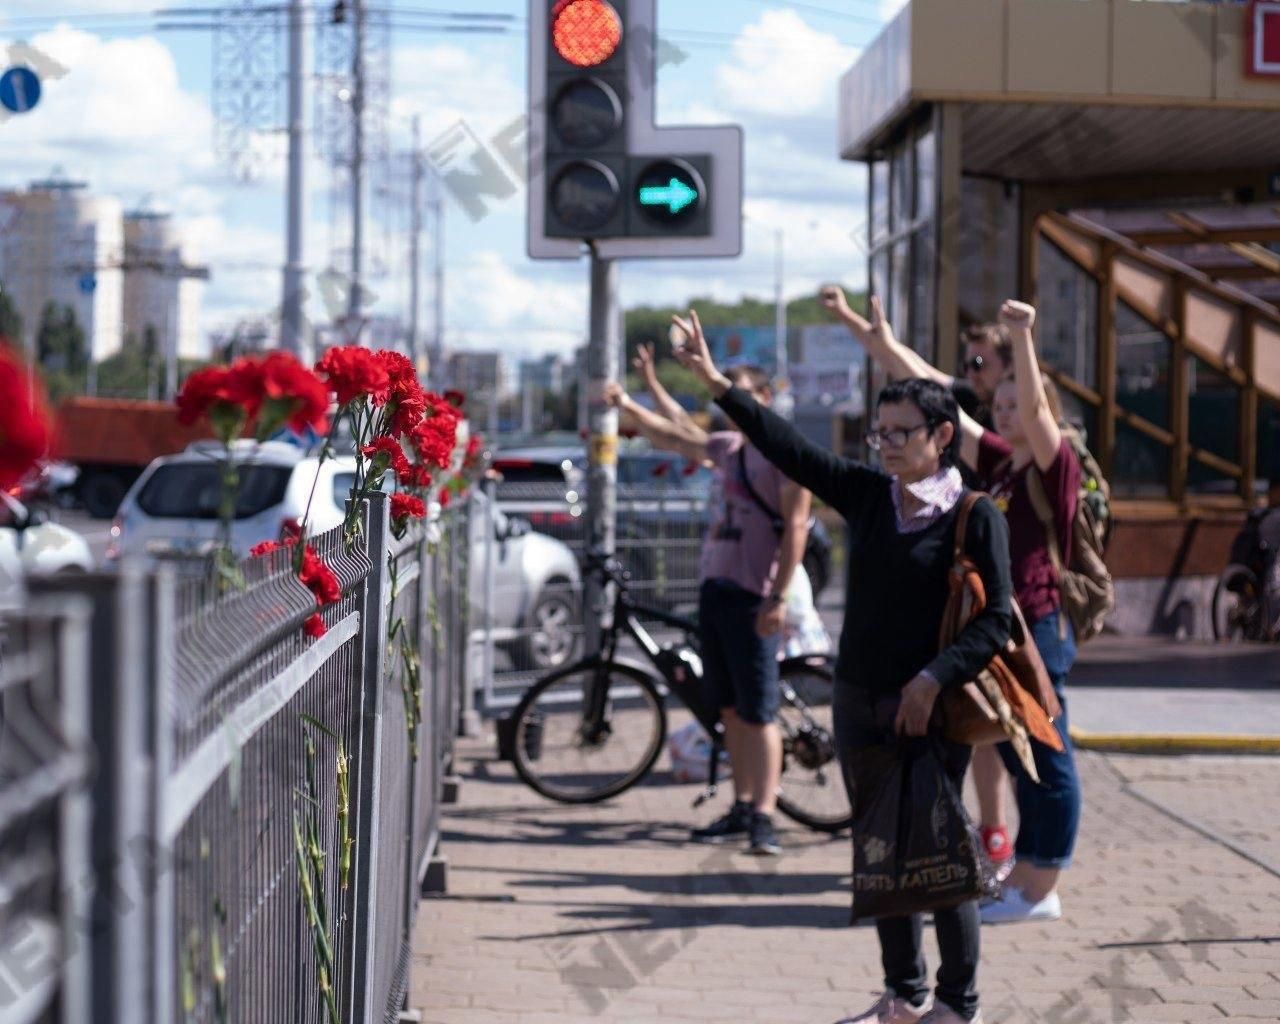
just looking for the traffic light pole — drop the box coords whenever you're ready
[583,246,620,658]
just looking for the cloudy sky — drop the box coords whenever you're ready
[0,0,908,360]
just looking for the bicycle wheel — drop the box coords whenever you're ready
[509,658,667,804]
[774,658,852,834]
[1212,564,1265,642]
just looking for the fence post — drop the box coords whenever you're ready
[348,492,392,1024]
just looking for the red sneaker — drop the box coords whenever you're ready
[981,826,1013,864]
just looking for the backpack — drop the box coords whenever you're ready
[1025,430,1115,643]
[1064,426,1112,551]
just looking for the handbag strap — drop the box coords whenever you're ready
[952,490,984,564]
[737,445,784,535]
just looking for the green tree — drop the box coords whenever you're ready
[0,282,21,343]
[36,302,89,401]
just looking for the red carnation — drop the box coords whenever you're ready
[362,436,412,482]
[299,545,341,606]
[176,365,242,426]
[316,346,390,406]
[303,613,327,639]
[257,352,330,434]
[409,420,454,470]
[0,347,52,491]
[443,389,465,408]
[439,487,451,509]
[390,492,426,523]
[249,540,282,558]
[405,464,433,489]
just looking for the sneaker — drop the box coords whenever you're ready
[833,992,931,1023]
[980,826,1015,883]
[980,886,1062,925]
[921,1006,983,1023]
[691,800,752,843]
[746,810,781,856]
[980,826,1012,864]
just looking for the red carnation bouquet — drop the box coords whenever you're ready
[0,345,53,493]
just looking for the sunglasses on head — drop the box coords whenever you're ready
[962,355,986,373]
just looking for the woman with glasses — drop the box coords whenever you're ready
[817,291,1085,928]
[671,309,1011,1024]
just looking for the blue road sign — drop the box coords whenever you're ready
[0,67,41,115]
[78,273,96,295]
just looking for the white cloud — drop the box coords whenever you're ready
[446,250,585,356]
[391,41,524,149]
[715,9,858,118]
[0,27,216,194]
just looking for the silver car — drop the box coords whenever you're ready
[109,442,582,670]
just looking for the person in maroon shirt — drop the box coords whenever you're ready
[952,301,1082,925]
[822,291,1083,926]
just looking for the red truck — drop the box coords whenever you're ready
[55,397,216,518]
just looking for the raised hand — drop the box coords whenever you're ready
[819,284,852,320]
[670,309,730,396]
[821,286,894,352]
[999,299,1036,333]
[632,342,658,385]
[602,381,628,409]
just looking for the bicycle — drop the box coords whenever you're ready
[1212,506,1280,642]
[505,556,853,833]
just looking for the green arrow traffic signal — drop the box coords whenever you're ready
[638,177,698,215]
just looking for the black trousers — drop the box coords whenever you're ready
[834,684,981,1020]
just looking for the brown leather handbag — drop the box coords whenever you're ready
[938,493,1064,757]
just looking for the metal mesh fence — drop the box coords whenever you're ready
[6,490,471,1024]
[0,597,92,1024]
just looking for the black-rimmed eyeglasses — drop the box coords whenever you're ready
[866,423,931,451]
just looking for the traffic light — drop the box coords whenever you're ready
[528,0,742,260]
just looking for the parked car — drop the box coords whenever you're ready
[108,442,582,670]
[490,444,833,599]
[0,492,95,610]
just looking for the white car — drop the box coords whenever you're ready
[0,493,95,610]
[109,441,583,669]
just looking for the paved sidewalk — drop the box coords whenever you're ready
[410,738,1280,1024]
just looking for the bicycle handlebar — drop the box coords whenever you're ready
[582,552,631,585]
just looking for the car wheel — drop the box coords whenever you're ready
[515,579,580,671]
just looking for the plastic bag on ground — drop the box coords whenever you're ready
[667,721,731,784]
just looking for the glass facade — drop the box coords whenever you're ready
[866,114,939,361]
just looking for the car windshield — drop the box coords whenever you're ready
[491,459,571,484]
[137,463,293,519]
[619,455,713,492]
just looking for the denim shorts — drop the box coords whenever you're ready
[698,578,781,725]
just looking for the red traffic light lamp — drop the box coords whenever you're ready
[551,0,622,68]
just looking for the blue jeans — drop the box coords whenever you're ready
[995,611,1081,870]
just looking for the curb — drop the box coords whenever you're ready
[1069,727,1280,755]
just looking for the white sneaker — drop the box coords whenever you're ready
[921,1007,983,1023]
[980,887,1062,924]
[834,991,932,1023]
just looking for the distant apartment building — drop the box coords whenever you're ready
[122,210,206,360]
[519,353,565,394]
[0,178,124,362]
[446,349,512,399]
[0,179,207,366]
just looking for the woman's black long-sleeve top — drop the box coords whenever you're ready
[716,386,1013,695]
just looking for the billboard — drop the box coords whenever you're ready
[704,325,778,372]
[790,325,865,406]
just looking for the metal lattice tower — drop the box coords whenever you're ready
[211,0,284,183]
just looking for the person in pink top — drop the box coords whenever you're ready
[603,357,812,857]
